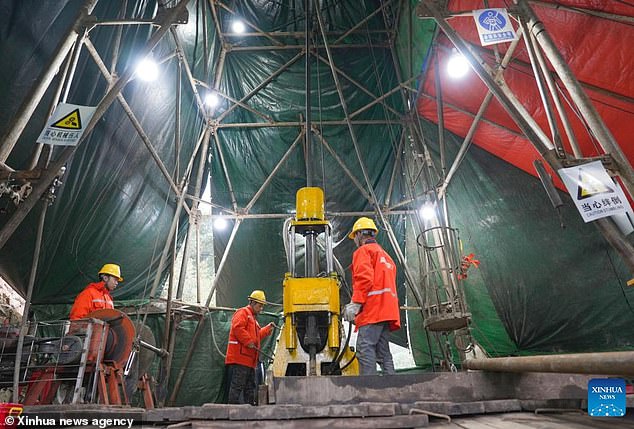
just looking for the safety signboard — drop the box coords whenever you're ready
[36,103,96,146]
[558,160,633,223]
[473,8,517,46]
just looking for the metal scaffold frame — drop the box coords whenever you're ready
[1,0,631,400]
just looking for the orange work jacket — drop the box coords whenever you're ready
[69,282,114,320]
[351,240,401,331]
[225,305,273,368]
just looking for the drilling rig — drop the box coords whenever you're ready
[272,187,358,376]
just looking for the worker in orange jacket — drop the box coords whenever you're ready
[343,217,401,375]
[69,263,123,320]
[225,290,274,404]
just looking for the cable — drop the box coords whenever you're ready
[208,310,227,358]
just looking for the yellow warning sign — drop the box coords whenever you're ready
[576,167,613,200]
[51,108,82,129]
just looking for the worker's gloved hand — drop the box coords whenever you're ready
[266,322,276,330]
[246,342,256,349]
[343,302,362,321]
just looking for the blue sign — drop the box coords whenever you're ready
[478,10,506,31]
[473,8,517,46]
[588,378,626,417]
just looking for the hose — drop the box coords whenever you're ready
[323,318,353,375]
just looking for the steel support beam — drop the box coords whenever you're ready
[515,0,634,195]
[0,0,99,163]
[0,0,190,251]
[464,351,634,376]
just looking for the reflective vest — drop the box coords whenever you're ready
[351,241,401,331]
[69,281,114,320]
[225,305,273,368]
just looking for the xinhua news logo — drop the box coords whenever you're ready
[588,378,626,417]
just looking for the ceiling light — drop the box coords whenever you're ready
[231,20,246,34]
[214,217,228,230]
[446,53,470,79]
[135,58,159,82]
[205,92,220,107]
[419,202,436,221]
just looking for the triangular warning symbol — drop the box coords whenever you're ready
[51,108,82,130]
[577,168,613,200]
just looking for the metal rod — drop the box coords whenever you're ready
[149,125,212,299]
[529,0,634,25]
[245,131,304,213]
[333,0,395,45]
[529,28,581,158]
[434,46,446,180]
[168,219,243,404]
[158,313,178,407]
[208,0,226,47]
[350,77,418,118]
[518,17,564,157]
[195,80,273,122]
[437,29,524,199]
[149,177,190,299]
[464,351,634,376]
[312,129,373,203]
[12,202,47,402]
[305,0,312,187]
[219,30,392,38]
[515,0,634,193]
[139,339,168,357]
[314,53,402,118]
[217,52,305,122]
[196,219,201,303]
[202,0,209,79]
[84,39,187,203]
[176,59,182,179]
[171,29,208,118]
[218,119,404,128]
[385,132,405,207]
[216,1,283,46]
[0,0,99,163]
[175,226,192,300]
[229,43,391,51]
[315,0,424,309]
[61,28,87,104]
[28,48,74,171]
[0,0,189,251]
[212,132,239,212]
[420,1,557,162]
[108,0,126,79]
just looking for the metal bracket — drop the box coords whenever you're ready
[156,5,189,25]
[416,1,449,19]
[560,154,615,170]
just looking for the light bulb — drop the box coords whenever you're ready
[205,92,220,107]
[446,53,470,79]
[419,203,436,220]
[135,58,159,81]
[231,20,246,34]
[214,217,227,230]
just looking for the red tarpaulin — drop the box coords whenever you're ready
[417,0,634,189]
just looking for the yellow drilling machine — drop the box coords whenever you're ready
[272,187,358,376]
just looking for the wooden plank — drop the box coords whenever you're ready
[550,412,634,429]
[445,415,503,429]
[191,414,428,428]
[469,413,586,429]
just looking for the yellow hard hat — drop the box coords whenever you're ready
[248,290,267,305]
[348,217,378,239]
[98,263,123,282]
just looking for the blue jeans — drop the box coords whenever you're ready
[357,322,395,375]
